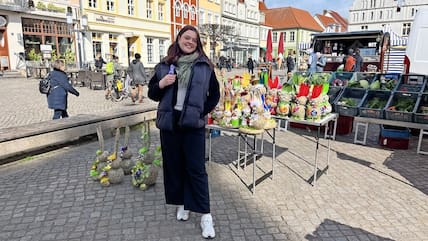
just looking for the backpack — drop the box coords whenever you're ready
[105,61,114,75]
[39,74,51,94]
[344,55,356,71]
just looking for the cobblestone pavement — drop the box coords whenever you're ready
[1,70,428,241]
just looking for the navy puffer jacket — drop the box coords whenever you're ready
[47,69,79,110]
[148,55,220,131]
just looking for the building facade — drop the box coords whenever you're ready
[170,0,197,41]
[198,0,221,60]
[82,0,171,69]
[349,0,428,39]
[222,0,260,66]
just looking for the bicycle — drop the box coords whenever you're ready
[106,73,136,102]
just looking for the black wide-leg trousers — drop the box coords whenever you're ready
[160,127,210,214]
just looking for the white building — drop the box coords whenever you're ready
[349,0,428,43]
[221,0,260,65]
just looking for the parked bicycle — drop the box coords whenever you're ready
[106,73,136,102]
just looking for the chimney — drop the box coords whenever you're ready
[323,9,328,15]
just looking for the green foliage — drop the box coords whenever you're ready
[50,49,60,62]
[47,3,65,13]
[27,48,41,61]
[63,48,75,65]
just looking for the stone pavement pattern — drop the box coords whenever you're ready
[0,70,428,240]
[0,125,427,241]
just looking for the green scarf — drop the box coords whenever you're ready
[176,52,199,88]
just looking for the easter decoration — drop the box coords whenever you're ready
[119,126,134,175]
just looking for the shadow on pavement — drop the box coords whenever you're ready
[305,219,394,241]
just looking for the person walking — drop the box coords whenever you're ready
[247,56,254,74]
[316,52,326,72]
[286,52,295,73]
[47,59,79,119]
[147,25,220,239]
[308,49,318,73]
[354,48,364,72]
[128,53,147,103]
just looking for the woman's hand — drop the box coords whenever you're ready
[159,74,176,89]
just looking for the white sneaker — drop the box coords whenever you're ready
[176,205,190,221]
[200,213,215,239]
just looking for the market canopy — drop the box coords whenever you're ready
[383,25,408,46]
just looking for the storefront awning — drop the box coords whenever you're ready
[383,25,408,46]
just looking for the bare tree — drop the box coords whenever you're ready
[198,24,238,60]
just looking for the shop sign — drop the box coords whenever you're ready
[95,14,115,24]
[0,16,7,27]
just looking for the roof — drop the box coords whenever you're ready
[259,1,268,11]
[315,14,337,28]
[327,10,348,30]
[263,7,323,31]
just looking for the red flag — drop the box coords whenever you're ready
[266,29,273,62]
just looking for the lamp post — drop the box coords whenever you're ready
[66,11,87,69]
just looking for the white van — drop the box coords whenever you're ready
[404,7,428,75]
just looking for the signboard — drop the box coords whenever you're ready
[40,45,52,51]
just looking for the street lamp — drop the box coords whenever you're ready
[67,12,88,69]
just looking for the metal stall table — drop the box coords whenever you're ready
[274,113,338,186]
[206,125,276,195]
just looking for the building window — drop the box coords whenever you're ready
[175,2,181,17]
[89,0,97,8]
[402,23,411,36]
[273,32,277,42]
[361,25,368,30]
[106,0,114,11]
[199,10,204,24]
[128,0,134,15]
[370,11,374,20]
[147,38,153,62]
[362,12,365,21]
[379,11,383,19]
[290,31,295,42]
[411,8,415,17]
[207,12,211,23]
[147,1,152,18]
[183,4,189,19]
[283,32,286,43]
[158,4,164,20]
[190,6,196,20]
[159,39,165,61]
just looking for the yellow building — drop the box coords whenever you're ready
[81,0,171,68]
[198,0,221,60]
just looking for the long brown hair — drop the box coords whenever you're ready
[163,25,214,68]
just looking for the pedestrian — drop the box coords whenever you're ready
[343,48,356,72]
[147,25,220,239]
[247,56,254,74]
[94,53,106,72]
[47,59,79,119]
[308,49,318,73]
[104,55,116,100]
[226,56,232,71]
[127,53,147,103]
[354,48,364,72]
[316,52,326,72]
[286,52,295,73]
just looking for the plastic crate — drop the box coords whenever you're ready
[359,90,391,119]
[379,135,410,149]
[329,72,355,87]
[380,125,411,139]
[395,74,426,93]
[372,73,400,91]
[352,72,377,82]
[385,92,419,122]
[334,88,366,116]
[414,94,428,124]
[327,86,344,104]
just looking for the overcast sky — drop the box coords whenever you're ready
[264,0,354,19]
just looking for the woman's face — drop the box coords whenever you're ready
[178,30,198,54]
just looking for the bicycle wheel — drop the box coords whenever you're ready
[110,90,123,102]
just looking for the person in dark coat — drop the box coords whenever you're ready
[354,48,364,72]
[47,59,79,119]
[148,25,220,239]
[247,56,254,74]
[94,53,106,72]
[127,53,147,103]
[286,52,295,73]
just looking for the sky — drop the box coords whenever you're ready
[264,0,354,19]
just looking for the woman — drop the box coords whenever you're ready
[128,53,147,103]
[47,59,79,119]
[148,25,220,239]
